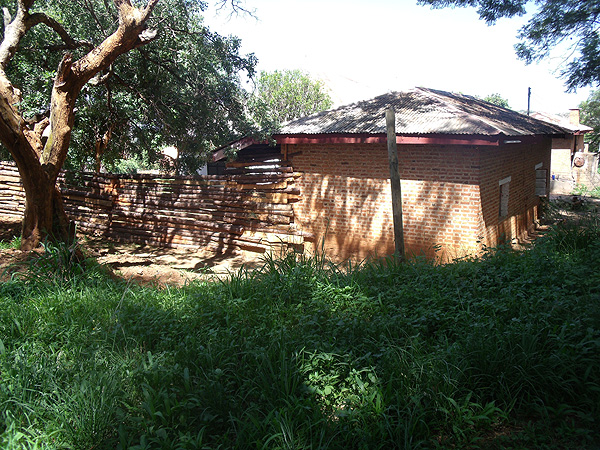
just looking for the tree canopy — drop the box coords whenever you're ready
[483,93,511,109]
[579,89,600,151]
[2,0,256,175]
[418,0,600,91]
[249,69,333,132]
[0,0,256,249]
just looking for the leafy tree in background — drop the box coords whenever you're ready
[418,0,600,91]
[250,69,333,131]
[0,0,255,250]
[483,93,511,109]
[579,90,600,152]
[69,2,256,175]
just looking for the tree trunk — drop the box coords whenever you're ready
[94,125,113,174]
[0,0,160,250]
[17,157,72,251]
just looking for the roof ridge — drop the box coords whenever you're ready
[278,87,570,137]
[416,87,506,134]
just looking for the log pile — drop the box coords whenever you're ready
[0,163,26,220]
[0,149,310,254]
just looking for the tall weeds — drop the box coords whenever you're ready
[0,217,599,448]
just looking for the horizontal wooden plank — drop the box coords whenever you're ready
[111,201,293,221]
[111,178,293,194]
[110,211,246,235]
[224,166,293,175]
[106,225,270,253]
[113,206,292,226]
[107,231,269,254]
[64,195,113,208]
[0,160,306,255]
[0,184,24,192]
[225,159,291,168]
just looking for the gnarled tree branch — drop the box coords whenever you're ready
[72,0,159,85]
[27,12,94,50]
[0,3,30,69]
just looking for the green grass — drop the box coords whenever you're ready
[0,235,20,250]
[572,183,600,198]
[0,218,599,449]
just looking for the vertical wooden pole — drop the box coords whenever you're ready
[386,107,405,260]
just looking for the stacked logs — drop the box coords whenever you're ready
[0,150,311,254]
[0,163,25,220]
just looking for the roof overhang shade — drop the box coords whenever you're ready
[273,133,556,147]
[213,88,572,161]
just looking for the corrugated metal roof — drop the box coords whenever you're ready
[530,111,593,133]
[279,87,569,137]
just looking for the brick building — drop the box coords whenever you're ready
[530,110,593,194]
[218,88,569,261]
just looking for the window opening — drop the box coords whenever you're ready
[499,176,511,218]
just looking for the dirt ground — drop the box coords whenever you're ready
[85,237,265,286]
[0,195,598,287]
[0,219,265,287]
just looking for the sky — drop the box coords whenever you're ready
[205,0,593,115]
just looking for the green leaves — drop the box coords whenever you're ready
[249,69,333,133]
[420,0,600,90]
[483,92,511,109]
[580,89,600,152]
[1,214,600,448]
[2,0,257,174]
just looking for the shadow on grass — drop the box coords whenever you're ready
[1,225,600,449]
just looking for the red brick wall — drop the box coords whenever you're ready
[472,137,550,249]
[288,143,483,260]
[287,139,551,261]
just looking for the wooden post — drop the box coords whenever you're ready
[386,107,405,260]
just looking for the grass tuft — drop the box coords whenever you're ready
[0,214,599,448]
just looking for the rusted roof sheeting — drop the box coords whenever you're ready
[530,111,593,134]
[280,87,569,137]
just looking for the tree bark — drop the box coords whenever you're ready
[0,0,160,250]
[94,124,113,174]
[19,163,72,251]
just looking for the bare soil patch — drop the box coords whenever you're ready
[1,196,597,287]
[0,218,264,287]
[547,194,600,219]
[86,238,265,286]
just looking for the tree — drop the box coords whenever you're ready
[249,69,333,131]
[0,0,255,250]
[579,90,600,151]
[418,0,600,91]
[65,2,256,175]
[483,93,511,109]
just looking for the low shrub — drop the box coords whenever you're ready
[0,216,599,448]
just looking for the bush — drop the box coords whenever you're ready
[0,217,599,448]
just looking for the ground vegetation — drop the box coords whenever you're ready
[0,210,599,449]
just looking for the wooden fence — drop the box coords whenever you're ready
[0,163,25,221]
[0,149,312,254]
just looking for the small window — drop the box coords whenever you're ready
[535,163,547,196]
[499,176,511,218]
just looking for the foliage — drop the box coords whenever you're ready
[110,150,160,175]
[0,235,20,250]
[572,183,600,198]
[579,89,600,152]
[483,93,510,109]
[418,0,600,91]
[1,214,600,448]
[249,69,333,132]
[2,0,257,175]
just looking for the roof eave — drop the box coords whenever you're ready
[212,137,266,161]
[273,133,549,146]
